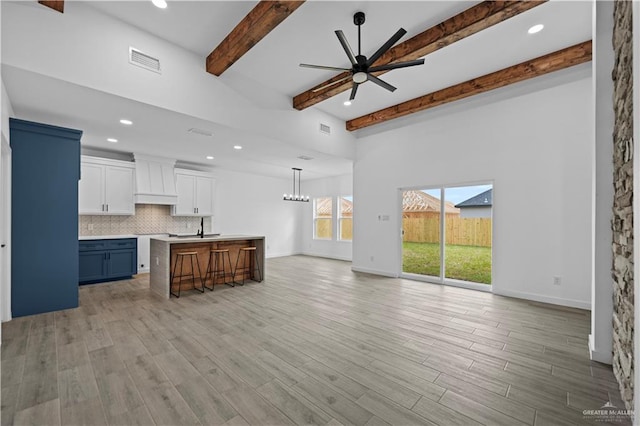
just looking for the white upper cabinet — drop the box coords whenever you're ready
[79,156,135,215]
[79,162,104,214]
[195,176,214,216]
[173,173,196,216]
[172,169,214,216]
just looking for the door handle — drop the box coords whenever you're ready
[106,204,109,212]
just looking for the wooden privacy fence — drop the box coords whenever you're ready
[403,217,492,247]
[315,218,353,240]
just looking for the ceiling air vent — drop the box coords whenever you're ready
[319,123,331,135]
[129,47,161,74]
[188,128,213,137]
[297,155,314,161]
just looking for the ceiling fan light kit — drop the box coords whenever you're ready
[352,72,367,84]
[300,11,425,101]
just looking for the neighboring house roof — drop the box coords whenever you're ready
[455,189,493,208]
[402,190,459,214]
[341,198,353,216]
[315,197,353,217]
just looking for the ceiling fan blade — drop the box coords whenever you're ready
[367,74,396,92]
[349,83,358,100]
[300,63,351,72]
[368,58,425,73]
[311,75,352,92]
[366,28,407,67]
[335,30,358,66]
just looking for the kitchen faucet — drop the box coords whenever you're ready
[197,217,204,238]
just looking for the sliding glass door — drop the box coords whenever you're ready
[402,184,492,286]
[401,188,442,279]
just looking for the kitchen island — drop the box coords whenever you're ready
[150,235,265,298]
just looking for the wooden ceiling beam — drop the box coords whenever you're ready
[346,40,592,131]
[293,0,546,111]
[207,0,305,77]
[38,1,64,13]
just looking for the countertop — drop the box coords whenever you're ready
[151,234,265,243]
[79,234,138,240]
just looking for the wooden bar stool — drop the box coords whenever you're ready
[203,249,234,290]
[170,252,204,298]
[233,246,262,286]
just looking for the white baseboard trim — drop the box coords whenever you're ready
[302,252,352,262]
[350,266,398,278]
[589,334,613,364]
[266,251,301,259]
[137,267,150,274]
[492,288,591,310]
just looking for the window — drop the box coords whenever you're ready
[313,197,333,240]
[338,196,353,241]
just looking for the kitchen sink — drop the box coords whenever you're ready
[168,233,221,238]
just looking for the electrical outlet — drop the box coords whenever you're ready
[370,255,374,262]
[155,257,159,266]
[553,276,562,286]
[88,224,94,231]
[186,223,191,229]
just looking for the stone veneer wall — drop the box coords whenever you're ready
[79,204,211,236]
[611,0,634,410]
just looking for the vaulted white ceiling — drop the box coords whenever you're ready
[1,0,593,179]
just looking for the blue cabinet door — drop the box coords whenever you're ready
[79,238,136,283]
[107,249,136,279]
[79,251,108,283]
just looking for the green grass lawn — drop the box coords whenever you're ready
[402,242,492,284]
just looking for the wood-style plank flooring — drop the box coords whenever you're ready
[1,256,629,425]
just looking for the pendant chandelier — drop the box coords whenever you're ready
[283,168,309,202]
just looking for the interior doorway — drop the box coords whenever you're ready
[401,184,493,288]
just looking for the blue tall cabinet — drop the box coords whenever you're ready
[10,118,82,317]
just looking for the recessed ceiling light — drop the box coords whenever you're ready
[151,0,167,9]
[233,145,242,150]
[528,24,544,34]
[343,101,352,106]
[119,119,133,125]
[206,155,214,160]
[107,138,118,143]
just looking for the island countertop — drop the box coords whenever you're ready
[151,234,265,243]
[150,235,265,298]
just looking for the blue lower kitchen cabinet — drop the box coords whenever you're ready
[10,118,82,317]
[79,238,137,284]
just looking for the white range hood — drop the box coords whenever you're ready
[133,154,177,205]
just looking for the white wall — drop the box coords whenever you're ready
[212,169,302,258]
[301,174,353,261]
[353,73,593,309]
[1,78,13,142]
[590,0,614,364]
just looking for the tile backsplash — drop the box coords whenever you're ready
[79,204,211,236]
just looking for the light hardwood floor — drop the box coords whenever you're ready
[1,256,629,425]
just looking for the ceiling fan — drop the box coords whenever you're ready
[300,12,425,101]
